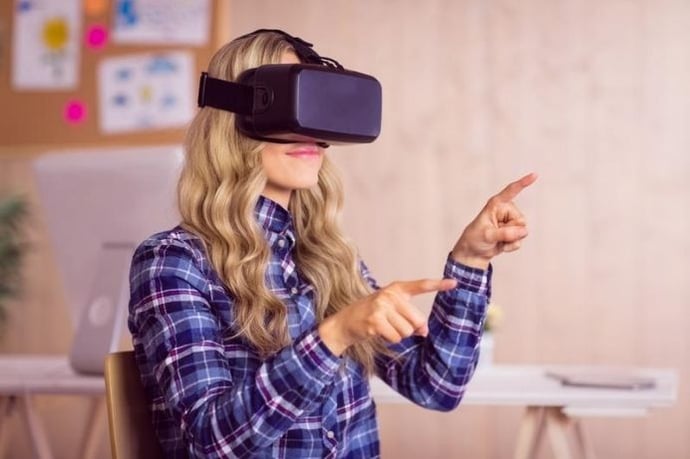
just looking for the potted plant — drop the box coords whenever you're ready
[478,302,503,366]
[0,195,28,332]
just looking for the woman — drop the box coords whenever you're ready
[128,30,536,458]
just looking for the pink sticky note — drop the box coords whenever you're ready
[64,100,87,124]
[86,24,108,50]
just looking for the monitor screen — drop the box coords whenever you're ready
[32,145,184,327]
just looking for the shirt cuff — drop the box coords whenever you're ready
[444,253,492,298]
[293,329,341,383]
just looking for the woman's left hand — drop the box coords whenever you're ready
[451,173,538,270]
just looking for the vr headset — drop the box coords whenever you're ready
[197,29,382,146]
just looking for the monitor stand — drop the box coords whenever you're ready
[69,242,136,375]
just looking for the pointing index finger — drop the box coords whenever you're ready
[392,278,458,297]
[495,172,538,202]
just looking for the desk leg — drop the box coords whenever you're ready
[545,408,573,459]
[18,394,55,459]
[514,407,597,459]
[573,418,597,459]
[514,406,546,459]
[0,396,17,459]
[80,396,106,459]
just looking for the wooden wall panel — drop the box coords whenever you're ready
[229,1,690,458]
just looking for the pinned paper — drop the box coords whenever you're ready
[64,99,87,124]
[113,0,210,45]
[12,0,81,90]
[85,24,108,49]
[98,52,194,133]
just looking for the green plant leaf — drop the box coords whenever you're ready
[0,195,28,328]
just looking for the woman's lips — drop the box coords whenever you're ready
[286,144,321,158]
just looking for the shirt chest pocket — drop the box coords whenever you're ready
[279,413,324,454]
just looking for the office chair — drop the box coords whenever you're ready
[104,351,165,459]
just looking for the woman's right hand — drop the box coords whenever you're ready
[317,278,458,356]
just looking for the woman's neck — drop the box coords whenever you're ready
[261,186,292,210]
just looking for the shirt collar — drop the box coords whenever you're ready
[255,196,295,246]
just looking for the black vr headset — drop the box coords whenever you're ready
[197,29,382,147]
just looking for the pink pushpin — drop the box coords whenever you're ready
[64,100,87,124]
[86,24,108,50]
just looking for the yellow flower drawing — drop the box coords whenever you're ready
[42,17,69,52]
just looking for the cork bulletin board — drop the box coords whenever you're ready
[0,0,229,150]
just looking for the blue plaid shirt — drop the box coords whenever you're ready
[128,196,491,458]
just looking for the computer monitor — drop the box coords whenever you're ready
[32,145,184,373]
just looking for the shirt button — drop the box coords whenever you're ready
[290,287,299,295]
[326,430,335,439]
[277,238,286,248]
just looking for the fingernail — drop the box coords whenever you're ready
[444,278,458,288]
[416,325,429,337]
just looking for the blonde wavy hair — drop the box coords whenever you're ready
[178,31,388,374]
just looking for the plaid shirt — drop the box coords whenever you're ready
[128,196,491,458]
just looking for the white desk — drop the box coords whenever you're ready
[0,359,678,459]
[0,355,105,459]
[371,364,678,459]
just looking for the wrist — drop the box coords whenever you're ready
[450,249,490,270]
[450,251,491,271]
[318,316,351,357]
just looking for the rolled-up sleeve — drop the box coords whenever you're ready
[365,255,492,411]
